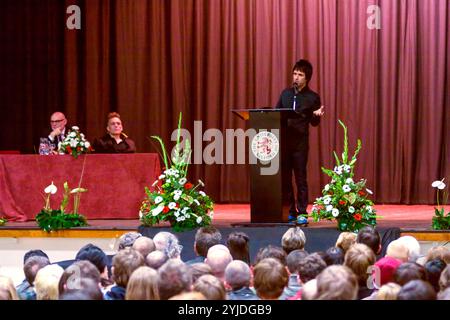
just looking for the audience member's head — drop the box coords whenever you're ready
[301,279,318,300]
[322,247,344,266]
[224,260,252,291]
[286,249,309,274]
[344,243,376,286]
[393,262,427,286]
[59,278,103,300]
[126,266,159,300]
[335,232,357,254]
[0,276,18,300]
[205,245,233,280]
[23,255,50,286]
[145,250,169,270]
[190,263,213,284]
[118,232,142,251]
[375,282,401,300]
[58,260,101,296]
[281,227,306,254]
[426,246,450,264]
[315,265,358,300]
[226,231,250,264]
[34,264,64,300]
[356,226,381,255]
[397,280,437,300]
[112,247,145,288]
[253,258,288,300]
[23,249,50,265]
[254,245,286,266]
[386,239,409,262]
[194,226,222,258]
[297,253,327,284]
[158,259,192,300]
[437,287,450,300]
[396,236,421,262]
[75,243,108,276]
[132,236,156,259]
[439,265,450,292]
[373,256,402,288]
[193,274,226,300]
[153,231,183,259]
[169,291,206,300]
[424,258,446,293]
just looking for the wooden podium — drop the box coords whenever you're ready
[232,108,297,223]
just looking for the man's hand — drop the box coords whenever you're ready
[49,127,62,140]
[313,105,325,117]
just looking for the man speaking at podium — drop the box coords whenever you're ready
[275,59,324,225]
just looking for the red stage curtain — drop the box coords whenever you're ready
[0,0,448,204]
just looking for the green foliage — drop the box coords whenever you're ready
[36,209,88,232]
[432,207,450,230]
[0,217,6,226]
[311,120,379,232]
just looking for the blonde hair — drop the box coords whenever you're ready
[376,282,401,300]
[0,276,18,300]
[316,265,358,300]
[426,246,450,264]
[335,232,357,253]
[344,243,376,285]
[386,240,409,262]
[126,266,160,300]
[34,264,64,300]
[281,227,306,253]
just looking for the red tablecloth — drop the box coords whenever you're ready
[0,154,161,221]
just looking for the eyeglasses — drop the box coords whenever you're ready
[50,119,66,124]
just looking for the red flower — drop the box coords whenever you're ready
[77,147,81,152]
[358,190,365,196]
[163,206,169,213]
[354,213,362,221]
[339,200,346,205]
[184,182,193,190]
[176,203,180,208]
[67,147,72,153]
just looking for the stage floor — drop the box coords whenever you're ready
[2,204,445,230]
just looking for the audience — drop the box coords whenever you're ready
[0,276,19,300]
[193,274,226,300]
[34,264,64,300]
[322,246,344,266]
[281,227,306,254]
[145,250,169,270]
[190,263,213,283]
[253,258,288,300]
[356,226,381,256]
[153,231,183,259]
[315,265,358,300]
[224,260,258,300]
[375,282,401,300]
[158,259,192,300]
[281,249,309,299]
[186,226,222,265]
[126,266,159,300]
[344,243,376,299]
[397,280,437,300]
[205,245,233,282]
[254,245,287,266]
[393,262,427,286]
[17,255,50,300]
[132,236,156,259]
[226,231,251,265]
[335,232,357,254]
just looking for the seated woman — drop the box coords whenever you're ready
[93,112,136,153]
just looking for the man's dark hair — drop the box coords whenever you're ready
[23,250,49,265]
[195,226,222,257]
[425,258,446,292]
[357,226,381,255]
[227,231,250,264]
[323,247,344,266]
[394,262,427,286]
[298,253,327,283]
[75,243,108,274]
[286,249,309,274]
[293,59,313,82]
[397,280,436,300]
[24,256,50,285]
[254,245,287,266]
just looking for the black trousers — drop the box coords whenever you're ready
[284,146,309,215]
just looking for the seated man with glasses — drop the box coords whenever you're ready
[39,112,68,154]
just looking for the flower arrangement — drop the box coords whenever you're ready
[311,120,379,232]
[431,178,450,230]
[0,217,6,226]
[58,126,92,158]
[36,181,88,232]
[139,113,214,232]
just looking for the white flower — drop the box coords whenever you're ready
[70,139,78,148]
[343,185,351,193]
[432,179,446,190]
[349,206,355,213]
[180,216,185,221]
[168,202,177,209]
[174,194,181,201]
[366,188,373,195]
[151,205,164,216]
[326,205,333,212]
[334,166,343,175]
[44,182,57,194]
[346,178,353,184]
[71,126,79,131]
[324,184,330,191]
[155,196,163,204]
[70,132,76,138]
[70,187,87,194]
[332,208,340,217]
[343,165,351,173]
[182,207,189,214]
[366,206,373,213]
[174,210,180,217]
[159,174,165,179]
[139,211,143,218]
[199,191,206,197]
[198,179,205,187]
[194,200,200,206]
[209,211,214,218]
[80,133,85,138]
[324,197,332,205]
[179,177,187,185]
[196,216,202,224]
[85,141,90,149]
[185,214,190,218]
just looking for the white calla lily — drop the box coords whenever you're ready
[432,179,446,190]
[44,182,58,194]
[151,205,164,216]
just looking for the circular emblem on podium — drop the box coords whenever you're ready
[251,131,279,161]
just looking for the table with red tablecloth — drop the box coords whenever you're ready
[0,154,161,221]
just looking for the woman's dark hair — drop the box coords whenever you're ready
[425,258,446,292]
[227,232,250,265]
